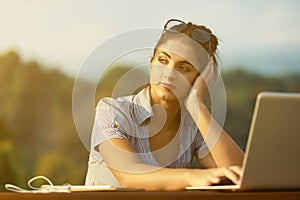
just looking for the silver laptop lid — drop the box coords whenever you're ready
[240,91,300,190]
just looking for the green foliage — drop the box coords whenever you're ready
[222,69,300,149]
[0,51,88,191]
[0,121,25,191]
[96,65,148,101]
[0,50,299,191]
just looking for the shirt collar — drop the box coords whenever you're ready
[131,86,153,126]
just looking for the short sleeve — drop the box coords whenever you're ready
[91,97,130,152]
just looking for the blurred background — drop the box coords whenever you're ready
[1,0,300,191]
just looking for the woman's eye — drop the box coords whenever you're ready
[158,57,168,64]
[179,65,190,72]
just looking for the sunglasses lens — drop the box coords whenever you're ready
[191,29,211,43]
[165,20,187,32]
[164,19,211,43]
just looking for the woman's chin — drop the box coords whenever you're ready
[153,85,180,102]
[151,83,189,102]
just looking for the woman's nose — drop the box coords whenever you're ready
[163,66,177,80]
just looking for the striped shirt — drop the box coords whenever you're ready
[85,87,207,186]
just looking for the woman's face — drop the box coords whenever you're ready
[150,49,199,103]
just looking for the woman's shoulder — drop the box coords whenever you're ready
[94,95,137,135]
[96,95,134,111]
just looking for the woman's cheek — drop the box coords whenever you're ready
[149,64,169,84]
[173,73,194,98]
[150,69,161,85]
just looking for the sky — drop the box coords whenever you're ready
[0,0,300,77]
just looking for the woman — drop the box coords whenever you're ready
[85,19,244,191]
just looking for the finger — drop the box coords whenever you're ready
[223,168,240,185]
[193,74,205,87]
[215,167,240,185]
[191,74,207,97]
[201,60,213,80]
[201,58,215,85]
[229,166,243,177]
[207,173,221,185]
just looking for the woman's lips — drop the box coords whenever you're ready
[159,82,175,90]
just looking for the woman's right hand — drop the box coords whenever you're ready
[185,57,217,110]
[186,166,242,186]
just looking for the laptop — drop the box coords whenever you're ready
[186,91,300,191]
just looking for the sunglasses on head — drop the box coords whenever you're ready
[163,19,211,44]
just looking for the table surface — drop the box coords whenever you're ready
[1,190,300,200]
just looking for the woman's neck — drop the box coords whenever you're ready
[150,98,181,131]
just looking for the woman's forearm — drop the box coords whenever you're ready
[109,164,230,191]
[187,101,244,167]
[100,139,196,190]
[110,165,192,191]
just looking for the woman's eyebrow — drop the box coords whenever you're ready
[157,51,171,59]
[157,50,195,68]
[179,60,193,66]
